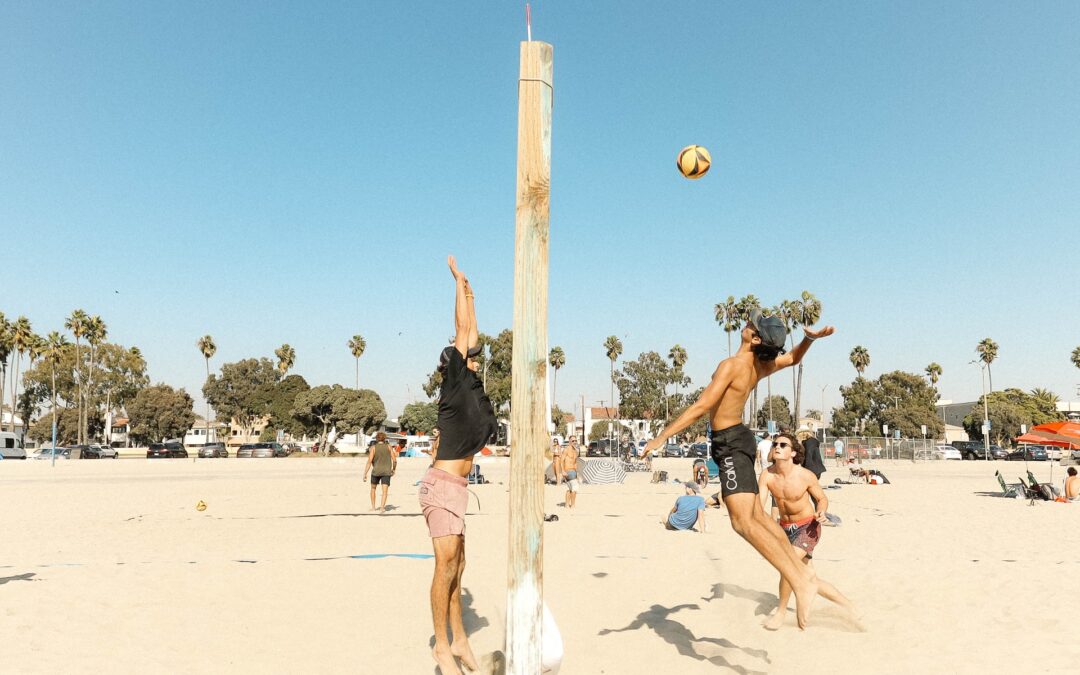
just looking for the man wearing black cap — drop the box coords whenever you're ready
[419,255,496,674]
[643,309,851,630]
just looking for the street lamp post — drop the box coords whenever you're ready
[820,384,828,444]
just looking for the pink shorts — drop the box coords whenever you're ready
[419,468,469,538]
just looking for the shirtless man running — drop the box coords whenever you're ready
[419,255,497,674]
[643,310,850,629]
[758,431,855,629]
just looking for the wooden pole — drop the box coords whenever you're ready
[506,40,552,674]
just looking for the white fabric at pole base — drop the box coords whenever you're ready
[542,603,563,674]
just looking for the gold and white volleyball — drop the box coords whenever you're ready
[196,500,207,511]
[677,145,711,179]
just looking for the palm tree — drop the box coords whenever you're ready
[348,335,366,389]
[774,300,799,420]
[925,362,942,389]
[976,338,998,393]
[714,296,740,356]
[8,317,33,436]
[44,331,69,445]
[850,346,870,378]
[65,309,89,443]
[793,291,822,421]
[0,313,10,431]
[668,344,688,423]
[83,315,107,443]
[603,336,623,446]
[548,346,565,410]
[197,335,217,446]
[1072,345,1080,371]
[275,344,296,376]
[734,295,761,421]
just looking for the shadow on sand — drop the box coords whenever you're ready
[599,602,770,675]
[0,572,36,586]
[701,582,777,617]
[428,587,490,650]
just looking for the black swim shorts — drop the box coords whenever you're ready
[710,423,758,498]
[371,474,392,486]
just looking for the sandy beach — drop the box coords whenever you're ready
[3,456,1079,674]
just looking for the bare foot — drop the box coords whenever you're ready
[451,640,480,672]
[793,579,818,629]
[432,645,462,675]
[762,609,786,631]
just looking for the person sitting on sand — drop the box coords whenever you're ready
[664,482,706,533]
[1065,467,1080,502]
[758,432,858,630]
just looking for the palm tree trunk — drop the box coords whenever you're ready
[727,332,732,357]
[205,358,212,445]
[987,366,993,393]
[11,353,21,437]
[795,363,804,423]
[355,357,359,390]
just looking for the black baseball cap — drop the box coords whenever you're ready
[438,345,483,371]
[749,309,787,351]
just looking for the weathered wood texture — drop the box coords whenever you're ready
[505,40,553,675]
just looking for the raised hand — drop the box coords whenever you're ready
[447,255,466,282]
[804,325,835,340]
[642,437,663,459]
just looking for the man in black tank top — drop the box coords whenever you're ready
[419,255,489,674]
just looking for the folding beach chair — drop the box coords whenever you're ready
[1017,477,1045,504]
[1027,470,1060,500]
[995,471,1024,499]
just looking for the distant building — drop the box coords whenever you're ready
[184,417,229,446]
[1,407,25,435]
[568,406,653,443]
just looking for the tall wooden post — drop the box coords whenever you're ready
[506,40,553,673]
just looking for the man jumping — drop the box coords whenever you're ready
[419,255,497,674]
[643,310,851,629]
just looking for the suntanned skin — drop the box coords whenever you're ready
[551,439,563,486]
[563,439,580,508]
[758,437,858,630]
[429,255,482,675]
[643,321,848,630]
[1065,470,1079,500]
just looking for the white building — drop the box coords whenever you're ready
[1,407,24,435]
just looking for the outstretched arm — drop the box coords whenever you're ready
[773,324,835,371]
[448,255,474,357]
[642,361,733,458]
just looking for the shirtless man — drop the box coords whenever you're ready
[562,437,581,508]
[643,310,848,629]
[758,432,854,629]
[1065,467,1080,501]
[419,255,497,674]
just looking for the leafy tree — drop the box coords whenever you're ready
[734,294,761,413]
[589,420,623,442]
[550,403,569,434]
[963,387,1063,446]
[756,395,793,430]
[549,346,565,408]
[203,358,281,436]
[7,316,33,434]
[291,385,386,455]
[832,371,943,439]
[42,331,69,444]
[64,309,90,442]
[275,344,296,376]
[805,409,822,421]
[792,291,822,421]
[613,351,669,430]
[348,335,366,389]
[668,386,707,441]
[28,407,80,445]
[257,374,313,439]
[484,330,514,416]
[849,346,870,378]
[976,338,998,392]
[714,296,740,356]
[422,369,443,399]
[399,400,439,435]
[82,315,107,443]
[128,384,197,445]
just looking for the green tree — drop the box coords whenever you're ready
[43,331,69,444]
[551,403,569,434]
[614,351,670,431]
[849,346,870,379]
[7,317,33,434]
[197,335,217,443]
[589,420,623,442]
[421,331,513,418]
[291,384,387,455]
[832,371,943,439]
[82,315,107,442]
[549,346,565,409]
[28,407,80,445]
[348,335,366,389]
[399,400,439,435]
[805,409,822,421]
[714,296,740,357]
[734,294,761,415]
[274,344,296,376]
[258,374,313,439]
[64,309,89,442]
[604,335,623,425]
[793,291,822,421]
[756,395,793,430]
[668,386,707,441]
[127,384,197,445]
[1072,345,1080,371]
[976,338,998,393]
[203,358,281,437]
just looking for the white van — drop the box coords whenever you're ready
[0,432,27,460]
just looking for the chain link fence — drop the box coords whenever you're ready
[824,436,943,462]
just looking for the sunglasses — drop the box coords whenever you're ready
[771,441,792,449]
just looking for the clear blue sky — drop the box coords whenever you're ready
[3,1,1079,422]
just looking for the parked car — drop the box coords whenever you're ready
[920,444,962,460]
[662,443,683,458]
[197,443,229,458]
[585,442,602,457]
[32,447,70,460]
[92,443,119,459]
[146,442,188,458]
[1005,445,1048,461]
[0,431,27,459]
[250,442,288,458]
[687,443,708,458]
[69,444,102,459]
[952,441,1006,460]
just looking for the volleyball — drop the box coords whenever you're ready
[196,500,207,511]
[677,145,711,179]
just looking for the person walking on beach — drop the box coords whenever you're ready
[758,432,856,629]
[550,437,564,486]
[562,436,580,508]
[419,255,497,675]
[363,431,397,512]
[643,310,852,629]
